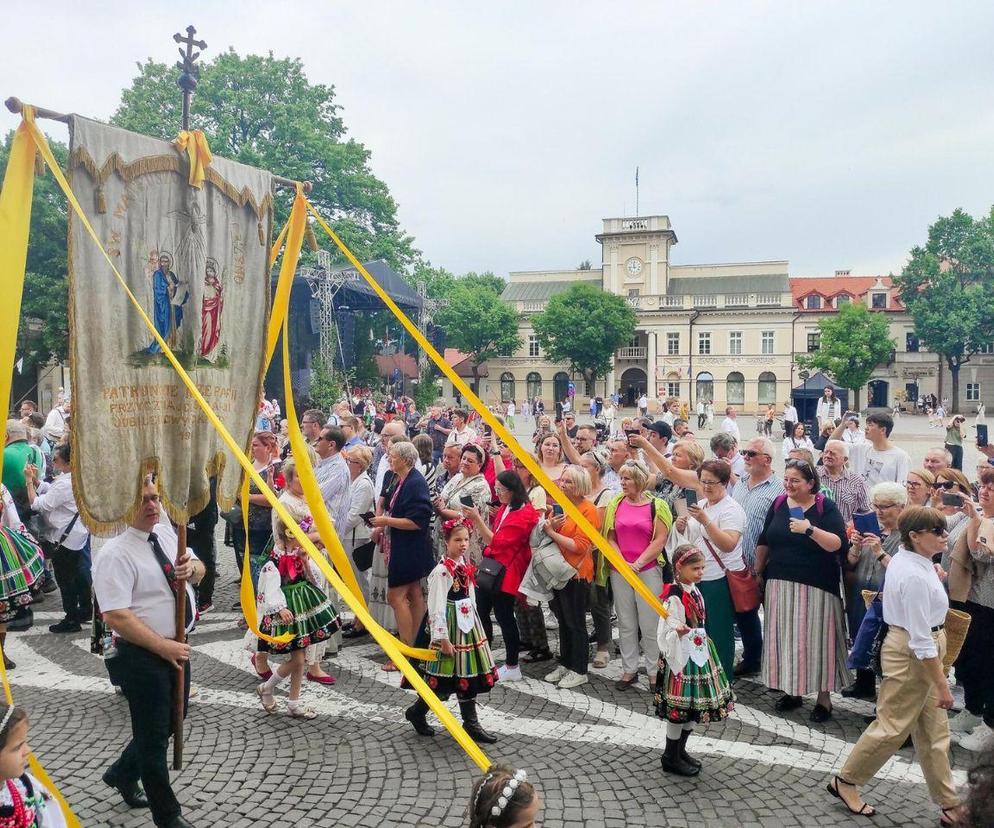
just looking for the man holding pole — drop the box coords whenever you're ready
[93,476,204,828]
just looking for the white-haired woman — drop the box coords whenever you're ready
[599,460,671,691]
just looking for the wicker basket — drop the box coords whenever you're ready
[943,608,972,671]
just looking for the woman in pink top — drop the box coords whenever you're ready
[599,460,672,691]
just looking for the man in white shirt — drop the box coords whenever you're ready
[696,400,706,429]
[782,399,798,441]
[637,393,648,417]
[93,477,204,828]
[43,400,70,444]
[833,412,910,496]
[314,424,352,530]
[444,408,477,448]
[719,407,741,443]
[24,443,90,633]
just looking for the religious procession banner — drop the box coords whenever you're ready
[67,116,272,531]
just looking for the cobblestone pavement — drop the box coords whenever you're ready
[11,411,982,827]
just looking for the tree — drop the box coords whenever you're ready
[578,260,592,270]
[434,284,521,385]
[893,207,994,412]
[112,50,417,270]
[305,355,341,411]
[796,301,895,410]
[531,284,637,390]
[1,133,70,371]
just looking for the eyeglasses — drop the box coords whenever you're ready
[906,481,924,489]
[318,434,332,442]
[345,458,363,466]
[740,449,771,459]
[932,481,957,490]
[700,479,723,488]
[872,502,899,510]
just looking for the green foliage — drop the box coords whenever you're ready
[532,284,637,381]
[413,365,440,410]
[1,134,70,369]
[434,284,521,378]
[797,302,894,409]
[112,50,417,271]
[306,355,339,411]
[578,260,592,270]
[894,207,994,411]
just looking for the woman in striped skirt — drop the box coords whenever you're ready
[755,459,851,723]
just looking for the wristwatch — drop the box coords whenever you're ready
[804,527,814,537]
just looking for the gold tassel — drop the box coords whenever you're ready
[95,185,107,214]
[305,225,318,252]
[258,221,266,246]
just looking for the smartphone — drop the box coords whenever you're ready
[551,504,564,517]
[789,506,804,520]
[683,488,698,508]
[484,423,492,436]
[978,424,989,448]
[361,511,375,526]
[941,492,965,508]
[853,511,882,537]
[459,494,475,507]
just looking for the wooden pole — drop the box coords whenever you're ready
[172,523,187,771]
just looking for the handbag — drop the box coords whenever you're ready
[352,524,376,572]
[475,556,506,595]
[702,538,762,613]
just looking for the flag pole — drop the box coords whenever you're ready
[172,523,187,770]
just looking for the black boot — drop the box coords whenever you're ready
[841,668,876,700]
[678,729,701,769]
[460,700,498,744]
[661,736,700,777]
[404,699,435,737]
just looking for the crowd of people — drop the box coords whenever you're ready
[5,384,994,826]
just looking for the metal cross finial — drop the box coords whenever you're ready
[174,25,208,131]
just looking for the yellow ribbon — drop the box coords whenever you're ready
[265,184,308,365]
[173,130,213,189]
[22,117,489,769]
[0,105,80,828]
[306,201,670,621]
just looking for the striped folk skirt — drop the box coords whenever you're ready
[698,577,736,680]
[762,579,852,696]
[369,546,397,634]
[0,528,45,624]
[259,578,342,654]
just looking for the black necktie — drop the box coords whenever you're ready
[148,532,195,631]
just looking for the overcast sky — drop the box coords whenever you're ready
[4,2,994,279]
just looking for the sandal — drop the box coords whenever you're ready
[615,674,638,691]
[381,661,398,672]
[288,703,318,720]
[256,684,276,714]
[592,650,610,669]
[826,776,876,817]
[940,805,965,826]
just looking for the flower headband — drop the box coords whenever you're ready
[0,706,15,736]
[442,517,471,537]
[491,769,527,818]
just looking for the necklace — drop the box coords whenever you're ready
[0,779,34,828]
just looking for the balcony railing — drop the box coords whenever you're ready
[617,347,647,359]
[693,295,717,308]
[660,295,684,308]
[724,294,749,307]
[756,293,781,307]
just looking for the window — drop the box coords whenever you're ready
[761,331,775,354]
[666,332,679,355]
[696,372,714,403]
[526,372,542,399]
[906,333,920,353]
[627,335,639,349]
[836,294,851,306]
[726,372,745,405]
[628,288,640,298]
[698,332,711,355]
[500,372,515,402]
[805,295,822,309]
[871,292,887,309]
[497,342,513,357]
[807,331,821,352]
[729,331,743,356]
[967,383,981,402]
[978,343,993,354]
[667,382,680,398]
[758,371,777,404]
[528,334,540,358]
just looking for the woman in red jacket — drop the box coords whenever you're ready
[464,470,539,682]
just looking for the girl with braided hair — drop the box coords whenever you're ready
[468,764,539,828]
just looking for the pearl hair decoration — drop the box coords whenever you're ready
[0,706,14,736]
[490,769,527,818]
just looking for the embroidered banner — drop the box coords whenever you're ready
[67,116,273,531]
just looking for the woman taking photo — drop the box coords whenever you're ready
[675,460,746,680]
[342,445,379,639]
[464,471,539,683]
[435,444,491,564]
[756,458,850,722]
[931,469,974,571]
[542,465,601,689]
[580,448,614,668]
[599,460,671,691]
[370,441,434,661]
[782,422,815,457]
[830,507,962,824]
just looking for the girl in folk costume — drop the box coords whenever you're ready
[255,474,341,719]
[403,519,499,745]
[0,487,45,668]
[654,544,735,777]
[0,706,67,827]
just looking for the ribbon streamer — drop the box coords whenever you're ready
[173,130,213,189]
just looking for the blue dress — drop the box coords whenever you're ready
[383,468,434,588]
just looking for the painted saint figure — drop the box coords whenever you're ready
[146,252,176,354]
[198,257,223,357]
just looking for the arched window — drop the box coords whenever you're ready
[500,372,515,402]
[526,372,542,400]
[758,371,777,405]
[696,372,714,404]
[726,372,745,405]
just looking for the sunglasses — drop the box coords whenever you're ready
[932,481,957,490]
[915,526,948,537]
[740,449,771,459]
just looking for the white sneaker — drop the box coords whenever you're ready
[949,709,982,733]
[544,665,568,683]
[958,722,993,752]
[497,664,523,682]
[557,670,589,690]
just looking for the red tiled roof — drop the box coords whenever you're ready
[443,348,488,377]
[789,276,904,311]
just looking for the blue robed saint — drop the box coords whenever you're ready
[147,268,175,354]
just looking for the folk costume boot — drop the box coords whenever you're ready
[679,728,701,770]
[405,698,435,737]
[661,737,700,777]
[459,699,498,744]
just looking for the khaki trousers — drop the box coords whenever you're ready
[840,627,959,808]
